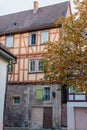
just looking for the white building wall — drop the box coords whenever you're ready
[0,57,8,130]
[67,102,87,130]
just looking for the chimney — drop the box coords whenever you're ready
[33,1,39,13]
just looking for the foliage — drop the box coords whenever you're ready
[43,0,87,92]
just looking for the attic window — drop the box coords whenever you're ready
[13,22,17,26]
[11,21,17,26]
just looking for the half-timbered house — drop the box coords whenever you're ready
[0,1,71,129]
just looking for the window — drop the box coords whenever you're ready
[12,96,20,104]
[6,36,13,48]
[38,60,44,72]
[41,31,48,44]
[8,60,13,73]
[36,87,50,102]
[29,60,36,72]
[44,87,50,101]
[29,59,43,73]
[69,87,75,94]
[30,33,36,45]
[36,88,43,101]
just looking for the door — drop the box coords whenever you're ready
[43,107,52,128]
[75,107,87,130]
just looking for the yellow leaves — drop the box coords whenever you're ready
[43,0,87,92]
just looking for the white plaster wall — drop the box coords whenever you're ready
[67,102,87,130]
[0,57,8,130]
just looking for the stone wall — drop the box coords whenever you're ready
[4,84,61,129]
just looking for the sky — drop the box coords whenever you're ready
[0,0,75,16]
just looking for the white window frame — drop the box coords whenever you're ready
[41,31,48,44]
[37,59,44,72]
[30,33,36,45]
[29,60,36,73]
[29,59,43,73]
[6,35,13,48]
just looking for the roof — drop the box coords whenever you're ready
[0,43,17,61]
[0,1,70,36]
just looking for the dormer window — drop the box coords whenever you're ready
[11,21,17,26]
[30,33,36,45]
[13,22,17,26]
[6,36,13,48]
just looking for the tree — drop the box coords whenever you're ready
[43,0,87,92]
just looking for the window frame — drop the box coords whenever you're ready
[29,59,43,73]
[41,31,48,44]
[6,35,14,48]
[12,96,20,105]
[44,87,50,101]
[29,59,36,73]
[35,86,50,102]
[29,33,37,46]
[37,59,44,72]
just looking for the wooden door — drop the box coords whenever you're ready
[75,107,87,130]
[43,107,52,128]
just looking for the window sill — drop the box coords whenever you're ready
[12,103,20,105]
[6,46,13,48]
[29,44,37,46]
[28,71,43,74]
[8,72,13,74]
[43,100,51,103]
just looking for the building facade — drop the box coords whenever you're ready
[67,87,87,130]
[0,1,71,129]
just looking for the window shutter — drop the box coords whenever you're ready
[36,88,43,101]
[8,60,13,73]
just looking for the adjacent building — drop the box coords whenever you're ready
[0,1,71,129]
[67,87,87,130]
[0,43,17,130]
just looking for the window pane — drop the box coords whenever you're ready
[30,60,36,72]
[13,97,20,104]
[44,87,50,101]
[30,34,36,45]
[6,36,13,48]
[41,32,48,44]
[69,87,75,94]
[38,60,43,72]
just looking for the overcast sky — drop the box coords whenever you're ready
[0,0,75,16]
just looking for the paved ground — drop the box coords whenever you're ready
[5,127,67,130]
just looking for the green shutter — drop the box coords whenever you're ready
[8,60,13,73]
[36,88,43,101]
